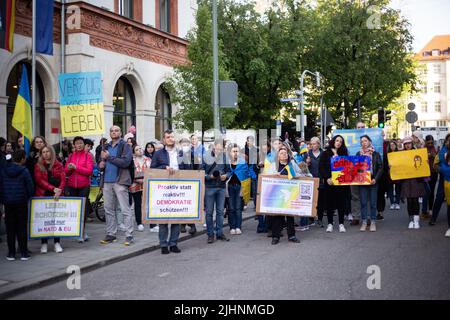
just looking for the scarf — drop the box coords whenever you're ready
[360,145,374,159]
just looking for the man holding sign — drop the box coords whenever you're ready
[151,130,193,254]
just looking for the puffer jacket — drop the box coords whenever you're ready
[0,162,34,204]
[34,160,66,197]
[65,150,94,189]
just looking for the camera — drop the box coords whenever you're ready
[212,170,221,178]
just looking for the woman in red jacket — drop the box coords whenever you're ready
[64,136,94,242]
[34,145,66,254]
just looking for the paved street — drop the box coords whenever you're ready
[11,205,450,300]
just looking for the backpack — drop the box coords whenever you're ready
[118,141,135,182]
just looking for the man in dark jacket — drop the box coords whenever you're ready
[151,130,190,254]
[0,149,34,261]
[203,139,232,243]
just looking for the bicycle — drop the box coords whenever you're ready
[90,188,105,222]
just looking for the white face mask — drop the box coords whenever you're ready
[182,146,191,153]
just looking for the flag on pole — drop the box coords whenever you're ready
[0,0,15,52]
[12,65,33,156]
[36,0,54,55]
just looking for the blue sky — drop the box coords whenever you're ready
[390,0,450,52]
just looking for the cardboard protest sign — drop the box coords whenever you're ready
[333,128,383,157]
[331,156,372,186]
[58,72,105,137]
[256,175,319,217]
[142,169,205,224]
[388,148,430,181]
[29,197,85,239]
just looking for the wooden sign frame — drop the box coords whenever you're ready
[256,174,319,217]
[142,169,205,224]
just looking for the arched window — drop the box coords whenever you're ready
[113,77,136,136]
[6,62,45,143]
[155,85,172,141]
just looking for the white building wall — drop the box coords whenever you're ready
[143,0,156,27]
[178,0,197,39]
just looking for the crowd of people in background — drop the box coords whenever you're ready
[1,122,450,261]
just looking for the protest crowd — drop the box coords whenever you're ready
[1,122,450,261]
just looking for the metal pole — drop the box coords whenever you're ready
[212,0,219,133]
[61,0,65,74]
[320,95,324,148]
[32,0,36,137]
[299,71,306,139]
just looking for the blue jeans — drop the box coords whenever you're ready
[159,224,180,248]
[359,185,378,222]
[251,178,258,207]
[228,184,242,230]
[205,187,226,237]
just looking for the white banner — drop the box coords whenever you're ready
[29,197,85,239]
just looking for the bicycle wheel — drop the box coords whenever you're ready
[93,192,106,222]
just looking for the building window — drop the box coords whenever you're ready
[434,82,441,93]
[113,77,136,136]
[437,121,446,127]
[434,101,441,112]
[119,0,133,19]
[155,85,172,141]
[433,63,441,74]
[421,102,427,113]
[432,49,440,57]
[421,84,427,94]
[159,0,171,32]
[419,121,426,127]
[6,62,45,143]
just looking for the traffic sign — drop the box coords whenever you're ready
[406,111,418,124]
[408,103,416,111]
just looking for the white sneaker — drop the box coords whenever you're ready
[230,229,236,235]
[243,206,248,211]
[235,228,242,235]
[40,244,48,254]
[339,224,346,233]
[54,243,63,253]
[138,224,145,232]
[408,221,414,229]
[326,224,333,233]
[413,215,420,229]
[347,213,353,221]
[118,223,127,232]
[395,204,400,210]
[84,233,90,241]
[390,204,395,210]
[203,223,207,228]
[445,229,450,237]
[150,226,159,233]
[418,197,423,204]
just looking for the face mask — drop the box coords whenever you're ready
[182,146,190,153]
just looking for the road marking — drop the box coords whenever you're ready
[158,272,170,278]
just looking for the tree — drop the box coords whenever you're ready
[166,1,237,132]
[307,0,418,128]
[218,0,314,130]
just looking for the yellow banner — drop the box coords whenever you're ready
[241,178,251,204]
[60,103,105,137]
[388,148,430,180]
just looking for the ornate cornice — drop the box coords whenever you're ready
[14,0,188,67]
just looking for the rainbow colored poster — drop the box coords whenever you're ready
[258,177,317,217]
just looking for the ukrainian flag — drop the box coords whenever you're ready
[283,163,296,180]
[299,144,308,155]
[12,65,32,155]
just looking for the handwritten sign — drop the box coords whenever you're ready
[58,72,105,137]
[142,169,205,224]
[388,148,430,180]
[333,128,383,157]
[29,197,85,239]
[256,175,319,217]
[331,156,372,185]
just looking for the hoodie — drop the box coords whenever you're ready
[0,162,34,204]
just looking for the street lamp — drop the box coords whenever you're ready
[298,70,321,139]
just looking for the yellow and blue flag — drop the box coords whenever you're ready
[299,144,308,155]
[12,65,32,155]
[282,163,296,180]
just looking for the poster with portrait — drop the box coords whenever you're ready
[388,148,430,180]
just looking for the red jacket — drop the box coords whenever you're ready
[34,160,66,197]
[64,150,94,189]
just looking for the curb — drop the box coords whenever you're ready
[0,214,256,300]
